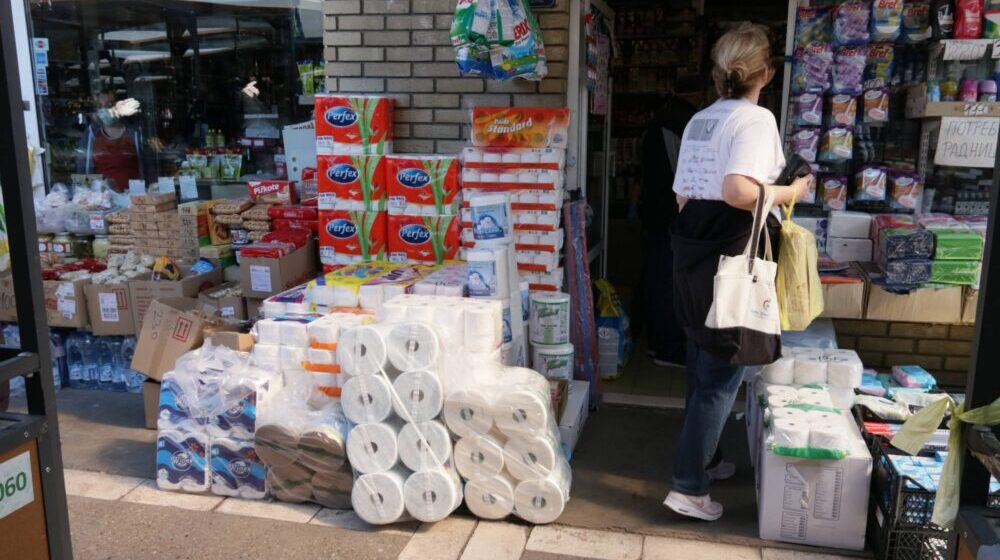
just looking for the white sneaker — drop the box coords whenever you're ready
[663,491,723,521]
[706,460,736,481]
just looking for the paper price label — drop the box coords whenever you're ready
[943,39,990,61]
[55,283,74,298]
[387,196,407,211]
[89,213,105,232]
[179,175,198,200]
[319,246,335,264]
[158,176,175,192]
[249,265,272,293]
[0,452,34,520]
[318,192,337,210]
[57,298,75,318]
[220,306,235,317]
[128,179,146,195]
[98,292,119,322]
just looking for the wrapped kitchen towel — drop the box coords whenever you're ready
[930,260,980,285]
[880,258,932,285]
[878,227,935,261]
[933,230,984,261]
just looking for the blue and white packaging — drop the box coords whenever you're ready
[467,247,509,298]
[520,281,530,321]
[208,386,258,439]
[210,437,268,499]
[158,374,205,431]
[156,430,210,493]
[470,192,513,244]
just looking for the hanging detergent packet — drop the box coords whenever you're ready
[834,0,871,45]
[451,0,548,81]
[871,0,904,41]
[865,43,895,84]
[832,46,866,95]
[801,41,833,93]
[795,6,832,47]
[902,1,931,42]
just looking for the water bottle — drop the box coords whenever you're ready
[95,336,116,391]
[120,336,145,394]
[82,334,100,389]
[49,330,65,392]
[66,333,86,389]
[109,337,127,392]
[2,323,20,348]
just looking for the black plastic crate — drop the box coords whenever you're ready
[872,437,941,527]
[869,500,954,560]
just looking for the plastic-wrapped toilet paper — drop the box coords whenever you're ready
[467,247,511,299]
[279,346,307,371]
[387,322,441,372]
[764,385,797,400]
[529,292,570,345]
[513,457,572,524]
[806,410,840,424]
[826,350,864,388]
[279,320,311,348]
[254,424,299,469]
[157,375,203,431]
[432,306,465,349]
[337,325,389,376]
[464,474,516,520]
[504,434,560,481]
[352,467,409,525]
[796,387,833,408]
[342,374,394,424]
[793,351,828,385]
[463,303,502,353]
[771,418,810,449]
[767,394,793,409]
[252,343,280,369]
[808,421,849,452]
[770,407,808,422]
[156,430,210,493]
[761,357,795,385]
[454,433,505,480]
[444,389,494,439]
[347,421,401,474]
[311,466,354,509]
[392,370,444,422]
[404,468,462,522]
[210,438,267,499]
[255,319,282,344]
[267,463,314,503]
[398,420,453,471]
[297,426,348,473]
[494,368,551,437]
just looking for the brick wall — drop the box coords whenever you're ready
[832,319,973,388]
[322,0,571,154]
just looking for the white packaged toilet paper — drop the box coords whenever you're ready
[454,433,505,481]
[252,343,280,369]
[431,306,465,349]
[352,467,409,525]
[770,407,807,422]
[513,457,572,524]
[397,420,453,472]
[444,389,494,439]
[279,320,310,348]
[764,385,797,400]
[532,343,574,380]
[387,322,441,372]
[761,357,795,385]
[793,352,828,385]
[806,410,840,424]
[771,418,810,449]
[504,433,560,481]
[255,319,282,344]
[767,394,793,409]
[808,421,849,453]
[337,324,390,376]
[826,349,864,388]
[279,346,307,371]
[404,468,462,522]
[529,292,570,345]
[464,473,516,520]
[392,369,444,422]
[463,302,503,353]
[796,387,834,408]
[494,368,553,437]
[342,374,395,424]
[346,421,402,474]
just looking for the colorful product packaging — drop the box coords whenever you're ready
[318,210,387,265]
[931,259,980,285]
[820,174,848,210]
[385,155,461,216]
[317,154,387,211]
[888,170,922,210]
[933,230,985,260]
[386,214,460,265]
[248,180,297,205]
[470,107,571,148]
[314,95,394,155]
[855,165,887,201]
[461,147,566,169]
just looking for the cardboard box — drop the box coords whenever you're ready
[129,267,223,329]
[211,331,255,352]
[0,270,17,323]
[757,412,872,551]
[827,237,872,262]
[43,278,89,328]
[131,298,216,381]
[245,297,265,320]
[84,283,136,336]
[866,283,963,323]
[143,379,160,430]
[198,282,246,320]
[558,380,589,459]
[821,280,866,320]
[200,244,236,269]
[240,237,317,299]
[962,288,979,324]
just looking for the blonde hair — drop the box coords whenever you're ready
[711,22,772,99]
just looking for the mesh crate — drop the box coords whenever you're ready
[872,441,940,527]
[869,501,954,560]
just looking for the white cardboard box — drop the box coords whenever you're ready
[746,373,764,471]
[559,380,589,459]
[828,211,873,238]
[827,237,873,263]
[757,411,872,551]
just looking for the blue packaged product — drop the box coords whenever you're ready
[795,5,833,47]
[470,193,512,242]
[871,0,904,41]
[880,258,933,285]
[879,227,935,260]
[158,374,206,430]
[210,438,267,499]
[502,303,512,344]
[209,387,258,439]
[466,248,504,298]
[156,430,210,492]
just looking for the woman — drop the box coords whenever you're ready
[664,23,812,521]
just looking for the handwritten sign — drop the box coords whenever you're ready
[935,117,1000,168]
[157,176,175,193]
[943,39,990,61]
[179,175,198,200]
[128,179,146,195]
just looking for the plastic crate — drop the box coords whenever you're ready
[869,501,954,560]
[872,440,941,527]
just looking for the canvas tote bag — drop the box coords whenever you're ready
[704,183,782,365]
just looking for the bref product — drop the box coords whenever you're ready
[385,155,460,215]
[314,95,394,155]
[317,154,386,211]
[387,214,460,265]
[471,107,570,148]
[318,210,387,265]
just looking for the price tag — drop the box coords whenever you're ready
[129,179,146,195]
[179,175,198,200]
[943,40,990,61]
[964,103,991,116]
[220,306,235,317]
[249,265,272,293]
[317,192,337,210]
[89,213,105,232]
[157,176,175,192]
[98,292,119,322]
[387,196,407,212]
[0,452,34,520]
[57,298,75,318]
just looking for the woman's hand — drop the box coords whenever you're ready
[790,174,814,203]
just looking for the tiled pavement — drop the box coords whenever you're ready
[62,469,860,560]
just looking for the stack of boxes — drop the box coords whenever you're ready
[385,155,461,265]
[106,210,134,255]
[826,210,873,263]
[130,192,184,261]
[917,214,985,287]
[178,201,211,262]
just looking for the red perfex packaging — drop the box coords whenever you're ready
[318,210,387,265]
[314,95,394,155]
[387,214,460,265]
[317,154,386,211]
[385,155,460,215]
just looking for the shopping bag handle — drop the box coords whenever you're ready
[743,182,775,271]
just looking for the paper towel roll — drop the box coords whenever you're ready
[808,421,849,452]
[311,466,354,509]
[827,360,863,388]
[770,407,807,422]
[494,368,551,437]
[513,458,571,524]
[279,320,310,348]
[337,325,389,376]
[806,410,840,425]
[504,434,559,481]
[387,322,441,372]
[404,468,462,522]
[467,247,510,298]
[254,424,299,469]
[352,467,408,525]
[398,420,453,471]
[464,474,515,520]
[464,305,501,353]
[454,433,505,480]
[771,418,810,449]
[764,385,797,399]
[793,356,828,385]
[444,389,494,439]
[342,374,394,424]
[766,394,793,409]
[267,463,314,503]
[297,426,348,473]
[392,370,444,422]
[762,358,795,385]
[347,421,401,474]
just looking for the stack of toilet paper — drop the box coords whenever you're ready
[759,347,864,408]
[464,245,529,366]
[764,386,851,460]
[302,262,434,314]
[156,343,276,499]
[528,291,574,381]
[411,263,469,297]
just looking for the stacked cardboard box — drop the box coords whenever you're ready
[131,192,183,260]
[106,209,134,254]
[178,201,212,261]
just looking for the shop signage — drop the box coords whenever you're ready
[935,117,1000,168]
[179,175,198,200]
[129,179,146,195]
[942,39,990,60]
[0,451,34,520]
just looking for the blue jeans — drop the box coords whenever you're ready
[671,339,744,496]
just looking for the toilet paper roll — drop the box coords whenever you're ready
[770,407,807,422]
[766,394,793,409]
[828,387,856,410]
[467,247,510,299]
[494,367,552,437]
[444,389,494,439]
[156,430,210,493]
[347,421,401,474]
[252,343,280,369]
[311,466,354,509]
[279,346,307,371]
[267,462,314,503]
[398,420,453,471]
[513,458,571,524]
[279,320,310,348]
[797,387,833,408]
[255,319,281,344]
[307,348,337,366]
[808,421,849,452]
[403,304,435,324]
[404,468,462,522]
[210,438,267,499]
[762,358,795,385]
[342,374,394,424]
[806,410,840,425]
[464,304,502,353]
[504,434,559,481]
[793,357,828,385]
[771,418,810,449]
[827,360,863,389]
[352,467,409,525]
[431,305,465,348]
[387,322,441,372]
[464,474,516,520]
[297,426,348,473]
[764,385,797,399]
[337,325,389,377]
[254,424,299,469]
[308,321,342,348]
[454,433,505,481]
[358,284,384,312]
[392,370,444,422]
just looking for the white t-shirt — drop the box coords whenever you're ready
[672,98,786,201]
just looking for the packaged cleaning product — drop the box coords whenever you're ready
[386,214,461,265]
[317,155,386,212]
[820,175,848,210]
[314,95,394,155]
[818,128,853,162]
[865,43,895,84]
[871,0,904,41]
[855,165,888,201]
[791,129,821,162]
[834,0,871,45]
[318,210,388,265]
[955,0,983,38]
[795,93,824,127]
[902,1,932,42]
[863,87,890,123]
[385,156,461,216]
[470,107,571,148]
[932,0,955,38]
[451,0,548,81]
[832,47,866,95]
[888,170,922,210]
[827,94,859,127]
[795,6,833,47]
[800,41,834,93]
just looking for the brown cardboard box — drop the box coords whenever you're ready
[245,297,265,320]
[821,280,866,320]
[129,266,223,328]
[198,282,246,320]
[240,237,316,299]
[131,201,177,213]
[866,283,963,323]
[43,278,89,328]
[962,288,979,324]
[211,331,255,352]
[143,379,160,430]
[131,298,214,381]
[84,282,136,335]
[0,270,17,322]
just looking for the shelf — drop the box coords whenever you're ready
[908,101,1000,119]
[617,31,697,40]
[613,62,698,69]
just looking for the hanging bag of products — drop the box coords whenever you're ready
[450,0,548,80]
[775,200,824,331]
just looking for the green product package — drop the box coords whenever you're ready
[221,153,242,180]
[930,259,980,285]
[934,230,984,260]
[298,62,315,95]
